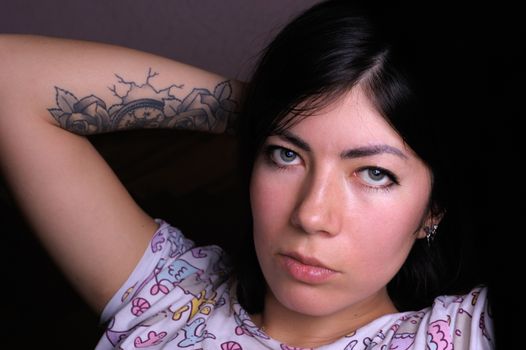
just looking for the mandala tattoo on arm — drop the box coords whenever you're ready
[48,68,239,135]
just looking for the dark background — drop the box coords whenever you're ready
[0,1,320,348]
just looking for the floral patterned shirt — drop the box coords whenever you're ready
[95,220,494,349]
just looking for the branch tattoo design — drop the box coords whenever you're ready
[48,69,239,135]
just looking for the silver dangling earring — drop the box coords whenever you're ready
[424,224,439,247]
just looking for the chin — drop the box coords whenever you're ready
[270,282,349,317]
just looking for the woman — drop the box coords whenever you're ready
[0,0,494,349]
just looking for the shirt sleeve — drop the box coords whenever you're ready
[427,286,495,349]
[99,219,195,323]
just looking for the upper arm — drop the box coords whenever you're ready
[0,34,241,312]
[1,119,159,313]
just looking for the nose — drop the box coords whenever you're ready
[290,169,342,236]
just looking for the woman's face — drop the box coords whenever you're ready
[250,87,433,318]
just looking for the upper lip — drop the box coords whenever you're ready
[281,251,337,271]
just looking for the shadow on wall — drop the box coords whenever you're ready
[2,201,103,347]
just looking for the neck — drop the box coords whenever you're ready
[254,288,397,348]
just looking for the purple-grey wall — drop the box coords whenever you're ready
[1,0,321,80]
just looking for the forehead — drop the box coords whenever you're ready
[286,87,407,151]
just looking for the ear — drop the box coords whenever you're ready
[416,210,445,240]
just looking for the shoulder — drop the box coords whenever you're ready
[420,286,494,349]
[428,286,491,326]
[342,286,495,349]
[96,220,234,348]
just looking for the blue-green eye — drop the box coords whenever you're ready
[266,146,301,167]
[355,167,398,188]
[278,149,297,162]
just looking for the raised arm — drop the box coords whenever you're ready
[0,34,244,312]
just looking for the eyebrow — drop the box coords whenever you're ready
[274,130,408,160]
[275,130,312,152]
[341,144,408,160]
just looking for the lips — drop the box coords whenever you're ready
[278,252,338,284]
[282,252,335,270]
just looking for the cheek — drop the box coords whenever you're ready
[373,172,431,240]
[250,165,281,272]
[340,186,431,280]
[250,163,295,235]
[250,162,301,267]
[250,168,273,236]
[250,170,274,250]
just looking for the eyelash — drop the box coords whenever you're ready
[263,144,400,192]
